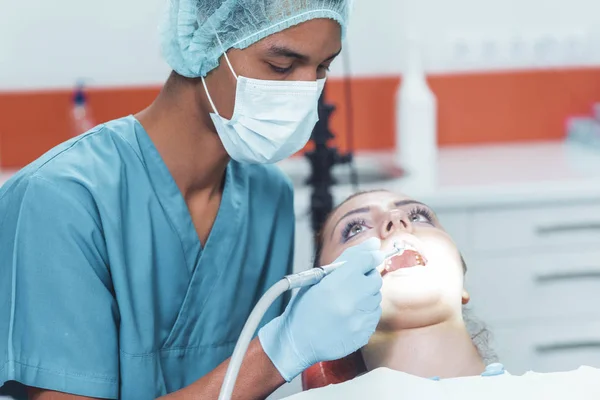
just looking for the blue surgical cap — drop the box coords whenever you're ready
[160,0,353,78]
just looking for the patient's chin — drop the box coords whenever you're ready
[379,312,452,331]
[379,295,458,330]
[381,281,444,310]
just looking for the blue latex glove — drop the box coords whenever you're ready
[258,237,385,382]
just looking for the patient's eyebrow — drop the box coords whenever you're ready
[330,207,371,239]
[394,200,429,208]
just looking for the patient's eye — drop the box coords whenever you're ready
[408,206,435,225]
[341,219,368,242]
[409,214,428,223]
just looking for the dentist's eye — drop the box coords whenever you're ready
[341,218,369,242]
[268,63,293,74]
[408,206,435,224]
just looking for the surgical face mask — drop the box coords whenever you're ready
[201,52,326,164]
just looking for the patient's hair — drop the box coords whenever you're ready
[313,190,497,365]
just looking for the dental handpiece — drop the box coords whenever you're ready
[284,242,405,289]
[218,241,406,400]
[322,242,405,274]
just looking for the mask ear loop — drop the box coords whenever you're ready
[201,30,238,117]
[201,77,220,116]
[214,33,238,80]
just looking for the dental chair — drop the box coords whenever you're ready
[300,356,600,400]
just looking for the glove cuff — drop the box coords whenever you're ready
[258,316,304,383]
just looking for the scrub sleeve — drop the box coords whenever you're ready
[0,176,119,398]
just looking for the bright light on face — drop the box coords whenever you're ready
[319,191,468,331]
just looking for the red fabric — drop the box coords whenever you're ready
[301,351,367,390]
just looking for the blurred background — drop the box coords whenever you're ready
[2,0,600,167]
[1,0,600,398]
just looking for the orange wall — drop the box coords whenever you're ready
[1,68,600,168]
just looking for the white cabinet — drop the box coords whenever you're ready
[465,249,600,323]
[441,201,600,374]
[435,211,471,251]
[491,321,600,374]
[469,202,600,253]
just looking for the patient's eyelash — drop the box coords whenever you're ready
[408,206,435,224]
[341,218,368,242]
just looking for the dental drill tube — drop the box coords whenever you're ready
[219,268,332,400]
[218,244,404,400]
[218,279,290,400]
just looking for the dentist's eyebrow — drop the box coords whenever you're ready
[267,45,342,63]
[323,47,342,62]
[267,45,309,62]
[330,207,371,239]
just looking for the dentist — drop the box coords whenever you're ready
[0,1,384,399]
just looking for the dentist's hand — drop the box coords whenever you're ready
[258,238,385,382]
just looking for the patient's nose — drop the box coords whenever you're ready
[380,209,413,238]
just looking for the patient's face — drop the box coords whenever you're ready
[320,191,468,330]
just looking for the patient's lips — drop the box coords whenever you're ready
[382,244,427,276]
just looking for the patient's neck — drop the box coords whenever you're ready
[361,318,485,379]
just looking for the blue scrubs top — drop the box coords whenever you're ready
[0,116,295,399]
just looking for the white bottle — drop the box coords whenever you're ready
[395,35,438,181]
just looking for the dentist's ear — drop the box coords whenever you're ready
[462,289,471,305]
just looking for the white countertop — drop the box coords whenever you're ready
[279,141,600,212]
[2,141,600,211]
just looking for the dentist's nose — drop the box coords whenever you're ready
[380,209,413,238]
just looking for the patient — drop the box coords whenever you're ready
[303,190,495,388]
